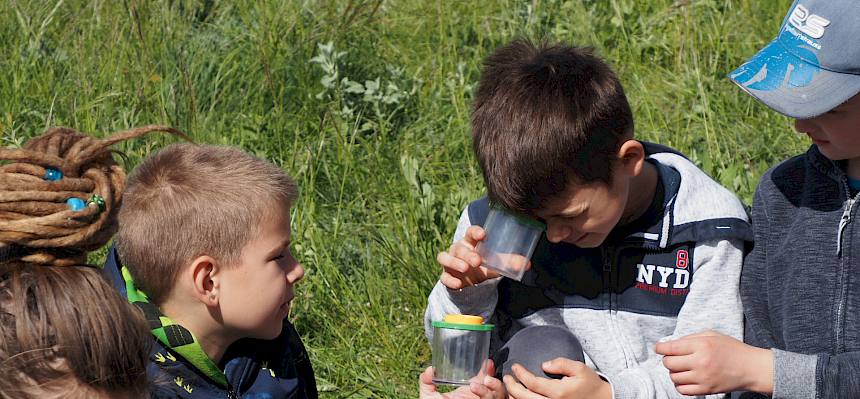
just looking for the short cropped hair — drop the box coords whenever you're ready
[471,39,634,215]
[117,144,298,305]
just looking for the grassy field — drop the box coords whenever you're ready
[1,0,808,397]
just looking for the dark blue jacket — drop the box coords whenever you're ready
[742,145,860,398]
[103,246,317,399]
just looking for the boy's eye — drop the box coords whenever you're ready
[562,212,582,220]
[271,253,286,261]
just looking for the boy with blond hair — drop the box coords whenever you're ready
[103,143,317,398]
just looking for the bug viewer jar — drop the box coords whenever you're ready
[475,206,545,281]
[431,314,494,386]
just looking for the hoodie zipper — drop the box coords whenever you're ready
[836,176,856,256]
[601,247,613,310]
[835,177,858,351]
[602,243,661,368]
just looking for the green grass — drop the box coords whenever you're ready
[1,0,807,397]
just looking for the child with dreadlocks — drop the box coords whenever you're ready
[0,125,183,398]
[102,142,318,398]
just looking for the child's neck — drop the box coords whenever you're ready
[620,161,659,226]
[847,157,860,180]
[160,300,236,364]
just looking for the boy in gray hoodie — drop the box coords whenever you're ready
[421,39,751,399]
[656,1,860,398]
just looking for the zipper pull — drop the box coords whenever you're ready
[601,250,612,272]
[837,198,855,256]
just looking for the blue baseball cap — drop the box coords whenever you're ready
[729,0,860,118]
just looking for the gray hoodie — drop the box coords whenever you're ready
[741,145,860,399]
[426,144,751,399]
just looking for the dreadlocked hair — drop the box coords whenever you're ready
[0,125,189,266]
[0,124,188,398]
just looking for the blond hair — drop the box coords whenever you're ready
[116,143,298,304]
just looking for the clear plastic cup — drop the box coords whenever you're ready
[476,207,545,281]
[431,315,494,386]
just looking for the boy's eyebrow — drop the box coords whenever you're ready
[264,239,291,258]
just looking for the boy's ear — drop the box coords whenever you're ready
[189,255,220,307]
[617,140,645,177]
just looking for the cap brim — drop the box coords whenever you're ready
[729,38,860,119]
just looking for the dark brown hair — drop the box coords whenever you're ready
[0,263,151,398]
[0,125,185,398]
[117,143,298,305]
[471,39,634,214]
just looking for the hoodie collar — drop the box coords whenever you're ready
[121,266,229,388]
[807,144,850,184]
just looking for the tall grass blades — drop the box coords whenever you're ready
[1,0,804,397]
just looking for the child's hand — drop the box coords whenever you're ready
[419,362,506,399]
[437,226,500,289]
[655,330,774,395]
[503,359,611,399]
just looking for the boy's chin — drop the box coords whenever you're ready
[256,324,285,341]
[246,319,287,340]
[816,146,856,162]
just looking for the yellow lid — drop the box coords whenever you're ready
[443,314,484,325]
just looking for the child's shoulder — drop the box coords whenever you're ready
[756,145,840,210]
[758,146,819,189]
[144,325,316,398]
[646,143,749,224]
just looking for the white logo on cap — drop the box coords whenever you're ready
[788,4,831,39]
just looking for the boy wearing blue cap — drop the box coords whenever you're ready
[657,1,860,397]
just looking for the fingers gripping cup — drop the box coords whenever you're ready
[476,206,545,281]
[431,314,494,386]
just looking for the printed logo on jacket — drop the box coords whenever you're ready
[634,249,691,297]
[616,245,694,316]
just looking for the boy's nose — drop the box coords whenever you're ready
[545,223,570,243]
[793,118,818,135]
[288,263,305,284]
